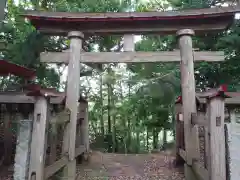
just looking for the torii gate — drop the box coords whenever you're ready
[23,6,239,180]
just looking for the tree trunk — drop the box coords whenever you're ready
[152,128,159,149]
[107,82,112,152]
[146,128,149,152]
[112,114,116,153]
[135,117,140,153]
[162,129,167,150]
[127,83,131,153]
[120,82,127,154]
[100,74,105,136]
[107,67,112,152]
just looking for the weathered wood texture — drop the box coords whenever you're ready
[0,92,87,104]
[13,113,33,180]
[177,29,198,180]
[24,6,239,19]
[75,145,85,157]
[3,109,12,165]
[192,161,209,180]
[175,103,185,165]
[28,97,49,180]
[191,113,207,126]
[61,31,83,180]
[178,29,197,165]
[226,110,240,180]
[44,156,68,179]
[179,148,186,161]
[40,51,224,63]
[205,104,210,170]
[23,6,239,35]
[192,125,200,160]
[79,103,89,151]
[208,97,226,180]
[0,93,35,103]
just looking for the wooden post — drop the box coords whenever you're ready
[177,29,198,180]
[175,103,185,166]
[28,97,49,180]
[82,103,89,152]
[3,105,13,165]
[207,95,226,180]
[62,31,83,180]
[205,103,210,170]
[48,111,57,164]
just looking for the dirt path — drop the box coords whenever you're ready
[76,151,185,180]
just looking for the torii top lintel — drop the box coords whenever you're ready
[23,6,240,36]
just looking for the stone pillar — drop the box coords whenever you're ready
[13,104,33,180]
[13,116,33,180]
[177,29,198,180]
[62,31,83,180]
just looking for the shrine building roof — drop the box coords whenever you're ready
[0,60,36,80]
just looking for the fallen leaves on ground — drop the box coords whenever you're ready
[76,151,185,180]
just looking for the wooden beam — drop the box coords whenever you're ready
[192,161,209,180]
[49,108,70,124]
[179,148,187,161]
[28,97,49,180]
[40,51,225,64]
[37,22,228,36]
[175,103,185,165]
[75,145,85,157]
[0,93,35,103]
[197,97,240,105]
[191,113,208,126]
[44,156,68,179]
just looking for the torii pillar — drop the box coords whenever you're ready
[61,31,83,180]
[177,29,198,180]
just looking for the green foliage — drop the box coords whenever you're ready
[2,0,240,154]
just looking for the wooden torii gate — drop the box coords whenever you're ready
[23,6,239,180]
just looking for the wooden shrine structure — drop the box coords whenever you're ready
[0,60,89,180]
[23,6,240,180]
[175,87,240,180]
